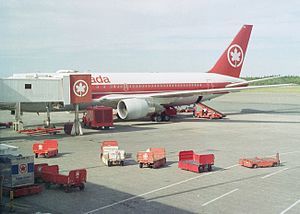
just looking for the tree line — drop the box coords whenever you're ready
[243,76,300,85]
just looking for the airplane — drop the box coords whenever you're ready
[0,24,294,122]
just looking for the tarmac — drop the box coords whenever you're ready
[0,91,300,214]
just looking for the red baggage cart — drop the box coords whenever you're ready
[178,150,214,173]
[32,139,58,158]
[239,153,280,168]
[3,184,43,198]
[137,148,166,169]
[34,164,87,192]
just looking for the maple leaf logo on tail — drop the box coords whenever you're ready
[227,44,244,68]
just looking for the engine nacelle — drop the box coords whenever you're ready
[117,99,156,120]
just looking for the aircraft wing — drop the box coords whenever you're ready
[96,83,295,102]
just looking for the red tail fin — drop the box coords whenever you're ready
[208,25,253,78]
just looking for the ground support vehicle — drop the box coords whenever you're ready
[100,141,125,166]
[83,106,113,129]
[178,150,215,173]
[137,148,166,169]
[0,155,34,188]
[34,164,87,192]
[239,153,280,168]
[32,140,58,158]
[0,155,40,198]
[193,103,225,119]
[18,127,63,135]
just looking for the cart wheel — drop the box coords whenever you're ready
[79,183,85,191]
[155,115,162,122]
[120,161,124,166]
[198,166,201,173]
[164,115,170,121]
[64,186,71,193]
[45,153,48,158]
[163,158,166,165]
[139,163,143,168]
[45,182,51,189]
[35,153,38,158]
[108,161,111,167]
[208,165,212,172]
[272,163,278,167]
[253,164,258,168]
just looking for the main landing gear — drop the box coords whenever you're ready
[151,114,170,122]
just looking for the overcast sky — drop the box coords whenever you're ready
[0,0,299,77]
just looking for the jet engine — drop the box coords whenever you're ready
[117,98,156,120]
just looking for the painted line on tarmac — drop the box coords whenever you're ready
[201,188,239,207]
[84,164,238,213]
[224,164,239,169]
[280,199,300,214]
[261,168,289,179]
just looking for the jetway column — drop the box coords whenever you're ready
[45,103,51,128]
[13,102,23,131]
[69,74,91,136]
[71,104,83,136]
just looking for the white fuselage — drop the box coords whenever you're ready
[0,71,244,112]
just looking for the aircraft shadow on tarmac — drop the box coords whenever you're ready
[227,107,300,115]
[2,182,195,214]
[81,124,157,136]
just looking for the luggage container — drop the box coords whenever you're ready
[100,141,119,158]
[0,144,19,156]
[239,153,280,168]
[34,164,87,192]
[102,148,125,167]
[178,150,214,173]
[100,141,125,166]
[137,148,166,169]
[0,155,34,188]
[83,106,113,129]
[32,139,58,158]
